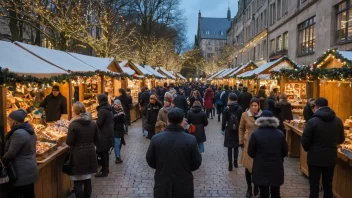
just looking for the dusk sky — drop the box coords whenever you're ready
[180,0,239,46]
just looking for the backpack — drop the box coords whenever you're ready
[227,107,239,132]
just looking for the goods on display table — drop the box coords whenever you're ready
[342,117,352,154]
[284,83,307,99]
[259,79,279,96]
[128,79,141,103]
[287,98,307,117]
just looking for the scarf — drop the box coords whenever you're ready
[163,104,174,112]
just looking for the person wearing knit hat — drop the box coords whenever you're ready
[3,109,38,195]
[187,97,208,153]
[247,110,288,198]
[39,85,67,122]
[145,93,163,139]
[112,98,126,164]
[222,92,243,171]
[157,94,175,124]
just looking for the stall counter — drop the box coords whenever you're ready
[284,122,352,198]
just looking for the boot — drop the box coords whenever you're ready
[115,157,123,164]
[228,163,233,171]
[234,160,238,168]
[254,184,259,196]
[246,184,252,197]
[95,172,108,177]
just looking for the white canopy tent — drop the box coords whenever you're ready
[68,52,118,73]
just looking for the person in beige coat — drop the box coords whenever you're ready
[239,98,262,197]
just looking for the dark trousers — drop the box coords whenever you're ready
[259,186,280,198]
[9,183,35,198]
[148,129,155,139]
[206,109,213,118]
[245,168,252,186]
[227,147,238,163]
[308,165,335,198]
[73,179,92,198]
[98,152,109,174]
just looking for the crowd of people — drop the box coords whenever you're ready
[0,81,345,198]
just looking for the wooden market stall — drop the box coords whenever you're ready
[283,49,352,198]
[237,56,297,96]
[215,68,238,87]
[117,61,143,122]
[144,65,167,87]
[228,62,258,90]
[156,67,177,85]
[0,41,72,198]
[208,69,230,86]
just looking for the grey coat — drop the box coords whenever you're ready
[2,122,39,186]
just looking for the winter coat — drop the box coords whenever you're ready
[39,93,67,122]
[112,108,126,138]
[173,94,188,115]
[144,101,163,131]
[118,94,132,114]
[301,107,345,166]
[157,87,167,102]
[238,91,253,112]
[204,88,214,109]
[187,106,208,143]
[278,99,293,130]
[303,103,314,121]
[146,124,202,198]
[2,122,38,186]
[239,109,262,173]
[190,96,203,108]
[139,90,151,107]
[256,89,267,109]
[157,106,174,123]
[66,113,99,176]
[266,97,279,117]
[96,103,114,152]
[220,90,230,107]
[248,116,288,186]
[221,102,243,148]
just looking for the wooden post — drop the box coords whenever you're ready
[98,76,104,94]
[79,84,85,102]
[0,86,7,156]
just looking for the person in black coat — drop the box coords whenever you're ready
[256,86,267,110]
[117,88,132,133]
[303,98,315,121]
[238,87,253,112]
[301,98,345,198]
[248,110,288,198]
[220,85,231,109]
[266,91,279,117]
[95,94,114,177]
[189,90,203,108]
[146,108,202,198]
[221,93,243,171]
[139,86,150,134]
[277,93,293,135]
[39,85,67,122]
[112,99,126,164]
[144,94,163,139]
[173,89,188,117]
[187,101,208,153]
[214,87,223,122]
[66,102,99,198]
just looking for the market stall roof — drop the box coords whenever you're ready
[209,68,231,80]
[314,50,352,68]
[156,67,176,79]
[229,62,258,77]
[237,57,297,78]
[117,61,137,76]
[176,73,187,80]
[144,65,166,78]
[0,41,67,78]
[207,69,226,80]
[68,52,119,73]
[14,42,97,72]
[217,68,237,78]
[134,63,154,76]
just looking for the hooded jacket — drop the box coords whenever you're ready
[238,90,253,112]
[173,94,188,115]
[66,113,99,175]
[203,88,214,109]
[145,101,163,131]
[248,116,288,186]
[3,122,38,186]
[222,102,243,148]
[301,107,345,166]
[96,103,114,152]
[303,102,314,121]
[187,106,208,143]
[39,92,67,122]
[112,108,126,138]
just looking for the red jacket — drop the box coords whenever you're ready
[203,88,214,109]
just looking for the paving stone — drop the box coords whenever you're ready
[87,118,311,198]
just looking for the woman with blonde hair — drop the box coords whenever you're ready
[239,98,262,197]
[190,90,203,108]
[66,101,99,198]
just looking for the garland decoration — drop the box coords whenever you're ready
[314,49,352,68]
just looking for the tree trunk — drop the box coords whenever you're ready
[9,10,19,42]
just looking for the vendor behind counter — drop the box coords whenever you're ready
[39,85,67,122]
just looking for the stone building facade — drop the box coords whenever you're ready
[228,0,352,67]
[195,10,231,61]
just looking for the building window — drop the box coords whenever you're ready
[206,31,210,35]
[336,1,352,42]
[276,36,282,51]
[270,39,275,53]
[220,31,224,35]
[283,32,288,49]
[298,16,316,55]
[270,3,276,25]
[264,9,267,27]
[207,47,212,51]
[277,0,282,19]
[283,0,288,14]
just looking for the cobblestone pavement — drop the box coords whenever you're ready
[90,118,311,198]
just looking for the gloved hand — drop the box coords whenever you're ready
[221,130,224,135]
